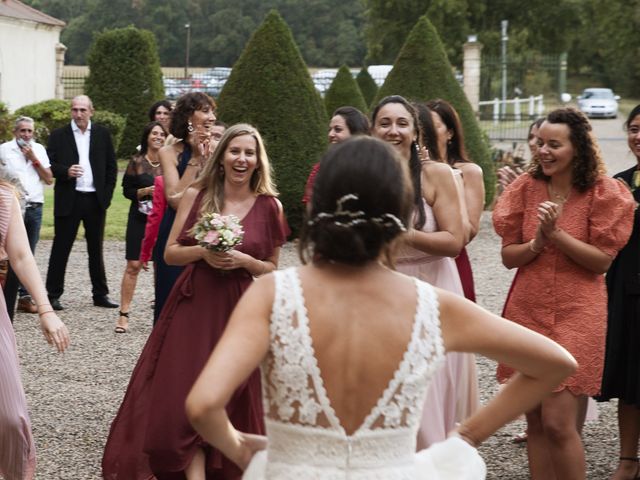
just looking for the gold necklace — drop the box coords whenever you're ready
[548,184,570,203]
[145,154,160,168]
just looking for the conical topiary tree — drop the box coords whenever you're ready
[374,16,495,204]
[85,26,164,158]
[356,67,378,108]
[324,65,368,118]
[218,10,328,234]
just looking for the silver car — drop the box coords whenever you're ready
[577,88,620,119]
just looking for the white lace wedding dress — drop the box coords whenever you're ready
[243,267,486,479]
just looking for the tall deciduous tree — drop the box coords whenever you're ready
[85,26,164,157]
[375,15,495,203]
[217,10,327,234]
[324,65,368,118]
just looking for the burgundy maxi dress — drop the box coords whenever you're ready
[103,192,289,480]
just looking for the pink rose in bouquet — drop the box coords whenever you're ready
[191,212,244,252]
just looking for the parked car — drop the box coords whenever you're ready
[577,88,620,119]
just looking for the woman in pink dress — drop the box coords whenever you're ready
[493,107,634,478]
[370,95,479,449]
[102,124,289,480]
[0,181,70,480]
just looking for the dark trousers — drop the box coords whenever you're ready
[5,202,43,321]
[46,192,109,300]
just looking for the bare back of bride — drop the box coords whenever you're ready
[186,136,576,480]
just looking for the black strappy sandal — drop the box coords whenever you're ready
[115,311,129,333]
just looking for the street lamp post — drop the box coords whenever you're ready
[184,23,191,79]
[500,20,508,119]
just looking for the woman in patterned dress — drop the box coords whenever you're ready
[493,107,635,479]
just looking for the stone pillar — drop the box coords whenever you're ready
[55,43,67,100]
[463,36,483,114]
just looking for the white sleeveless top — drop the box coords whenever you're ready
[243,267,486,479]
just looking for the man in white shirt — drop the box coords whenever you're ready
[0,116,53,318]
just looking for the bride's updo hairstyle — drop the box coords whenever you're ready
[299,136,413,265]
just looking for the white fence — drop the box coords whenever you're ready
[479,95,545,124]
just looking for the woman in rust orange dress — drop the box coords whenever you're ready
[493,107,634,479]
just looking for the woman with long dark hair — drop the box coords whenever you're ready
[153,92,216,322]
[115,121,166,333]
[370,95,478,449]
[426,99,484,302]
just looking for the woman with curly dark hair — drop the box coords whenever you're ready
[493,107,635,479]
[153,92,216,322]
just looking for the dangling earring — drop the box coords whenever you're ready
[219,165,224,177]
[187,121,194,133]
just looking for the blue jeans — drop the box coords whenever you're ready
[18,202,42,297]
[4,202,43,321]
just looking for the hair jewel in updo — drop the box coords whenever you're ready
[308,193,407,232]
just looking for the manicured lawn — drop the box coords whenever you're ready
[41,172,130,240]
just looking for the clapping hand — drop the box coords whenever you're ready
[39,312,70,353]
[497,166,523,189]
[537,201,561,238]
[418,145,430,163]
[189,123,214,160]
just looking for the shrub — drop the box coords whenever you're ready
[14,99,125,151]
[92,110,127,152]
[85,26,164,158]
[375,15,496,204]
[356,67,378,108]
[14,99,70,144]
[0,102,14,143]
[324,65,368,118]
[218,10,327,235]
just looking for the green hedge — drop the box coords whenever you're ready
[324,65,368,118]
[85,26,164,159]
[356,67,378,109]
[0,101,13,143]
[14,99,126,151]
[218,10,327,235]
[375,16,495,205]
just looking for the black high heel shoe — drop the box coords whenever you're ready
[114,311,129,333]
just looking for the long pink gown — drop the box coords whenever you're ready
[396,198,480,449]
[0,185,36,480]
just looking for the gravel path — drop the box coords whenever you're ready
[12,117,629,479]
[11,219,618,479]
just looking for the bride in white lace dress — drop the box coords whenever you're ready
[186,137,576,479]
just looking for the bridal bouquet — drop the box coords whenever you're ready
[192,212,244,252]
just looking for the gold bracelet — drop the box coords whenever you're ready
[529,239,542,254]
[38,309,54,316]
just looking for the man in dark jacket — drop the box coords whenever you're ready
[45,95,118,310]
